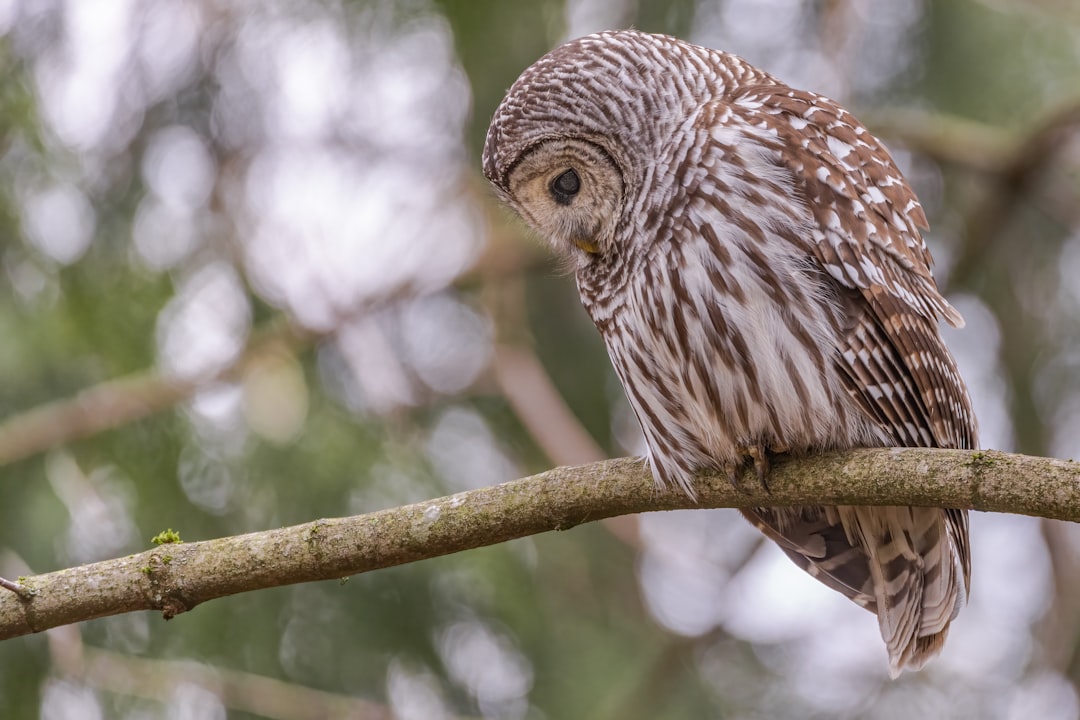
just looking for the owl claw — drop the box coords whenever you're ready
[732,442,788,493]
[723,445,769,493]
[746,444,771,491]
[725,461,743,491]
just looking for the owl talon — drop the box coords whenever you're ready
[724,447,767,494]
[748,445,770,491]
[732,443,783,493]
[725,461,745,491]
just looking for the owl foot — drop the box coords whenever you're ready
[745,444,771,489]
[727,443,789,493]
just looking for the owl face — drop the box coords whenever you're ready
[483,31,766,267]
[498,137,625,260]
[482,31,704,265]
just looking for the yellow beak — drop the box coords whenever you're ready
[572,237,600,254]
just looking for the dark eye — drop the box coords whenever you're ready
[549,169,580,205]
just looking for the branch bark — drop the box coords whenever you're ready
[2,447,1077,641]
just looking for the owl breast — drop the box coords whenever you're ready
[578,132,881,492]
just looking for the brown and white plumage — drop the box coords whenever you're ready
[483,30,975,675]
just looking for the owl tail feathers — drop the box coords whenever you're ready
[740,505,967,677]
[835,505,968,678]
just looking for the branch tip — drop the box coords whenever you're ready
[0,576,35,599]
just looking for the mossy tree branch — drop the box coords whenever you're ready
[2,447,1078,641]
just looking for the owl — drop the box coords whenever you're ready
[482,30,975,675]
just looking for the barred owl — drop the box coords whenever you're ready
[482,30,975,675]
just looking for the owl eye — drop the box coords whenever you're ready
[549,169,580,205]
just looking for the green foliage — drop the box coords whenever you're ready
[150,529,183,546]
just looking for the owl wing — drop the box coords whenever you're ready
[723,85,975,673]
[731,84,977,452]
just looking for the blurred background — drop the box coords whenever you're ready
[0,0,1079,718]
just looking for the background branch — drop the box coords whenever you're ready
[0,317,310,468]
[2,447,1076,642]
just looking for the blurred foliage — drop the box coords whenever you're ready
[0,0,1078,719]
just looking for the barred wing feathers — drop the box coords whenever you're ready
[727,85,975,674]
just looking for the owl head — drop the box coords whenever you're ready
[482,30,761,263]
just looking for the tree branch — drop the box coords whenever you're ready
[864,108,1015,173]
[2,447,1077,641]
